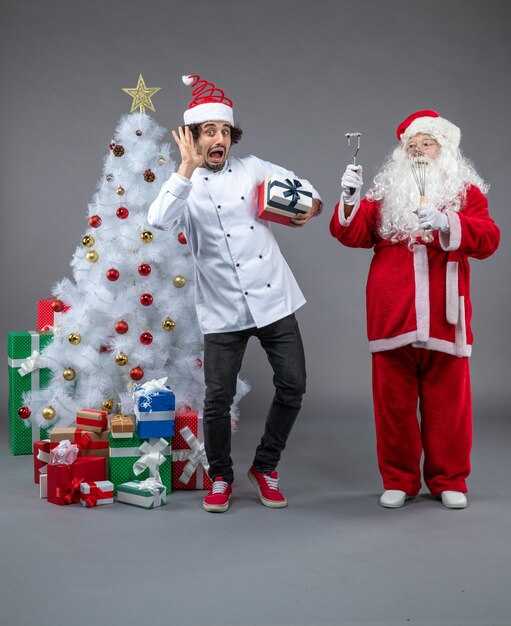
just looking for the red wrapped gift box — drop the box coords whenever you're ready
[172,410,212,490]
[76,409,108,433]
[47,456,106,506]
[37,299,70,332]
[33,440,51,484]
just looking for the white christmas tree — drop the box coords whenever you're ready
[23,78,248,430]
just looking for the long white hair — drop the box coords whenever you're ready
[367,136,488,245]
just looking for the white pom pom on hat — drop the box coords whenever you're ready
[181,73,234,126]
[397,109,461,148]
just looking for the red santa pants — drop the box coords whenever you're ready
[372,346,472,496]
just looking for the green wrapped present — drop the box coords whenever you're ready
[7,331,52,455]
[109,432,171,495]
[117,479,167,509]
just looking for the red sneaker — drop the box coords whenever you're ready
[248,465,288,508]
[203,477,232,513]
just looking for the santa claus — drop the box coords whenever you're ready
[330,110,500,509]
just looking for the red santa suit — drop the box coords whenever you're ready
[330,185,500,495]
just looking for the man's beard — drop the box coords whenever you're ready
[367,143,487,245]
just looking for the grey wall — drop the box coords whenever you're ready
[1,0,510,429]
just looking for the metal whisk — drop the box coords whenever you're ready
[344,132,362,194]
[409,155,428,205]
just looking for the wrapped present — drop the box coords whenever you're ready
[76,409,108,433]
[134,378,175,439]
[116,479,167,509]
[51,439,79,465]
[37,298,70,332]
[7,331,52,455]
[111,414,134,439]
[172,410,212,491]
[50,427,110,477]
[110,432,171,495]
[80,480,114,507]
[33,439,51,484]
[39,474,48,499]
[258,175,313,225]
[47,456,106,506]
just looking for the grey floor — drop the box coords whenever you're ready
[1,397,510,626]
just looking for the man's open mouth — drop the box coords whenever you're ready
[208,147,225,163]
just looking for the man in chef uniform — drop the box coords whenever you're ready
[330,110,500,509]
[148,75,322,512]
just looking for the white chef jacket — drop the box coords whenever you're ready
[147,155,321,334]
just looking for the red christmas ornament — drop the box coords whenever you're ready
[100,345,113,353]
[115,320,129,334]
[18,406,31,419]
[51,299,65,313]
[116,207,129,219]
[140,331,153,345]
[109,142,115,150]
[196,358,203,368]
[106,268,120,281]
[138,263,151,276]
[140,293,153,306]
[130,366,144,381]
[88,215,102,228]
[177,232,187,245]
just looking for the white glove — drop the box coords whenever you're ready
[341,164,363,206]
[417,203,449,232]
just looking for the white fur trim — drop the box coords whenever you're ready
[182,75,194,86]
[183,102,234,126]
[403,116,461,148]
[337,196,361,226]
[369,332,471,357]
[413,244,430,342]
[439,211,461,251]
[454,296,469,357]
[446,261,459,325]
[369,331,419,353]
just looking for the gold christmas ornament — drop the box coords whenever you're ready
[63,368,76,381]
[116,186,125,196]
[102,399,114,412]
[162,317,176,332]
[42,406,56,421]
[68,332,82,345]
[122,74,161,113]
[115,352,129,366]
[158,155,166,165]
[85,250,99,263]
[173,275,186,288]
[140,230,154,243]
[82,234,95,248]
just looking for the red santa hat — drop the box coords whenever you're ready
[182,74,234,126]
[396,109,461,148]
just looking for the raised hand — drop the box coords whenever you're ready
[172,125,204,179]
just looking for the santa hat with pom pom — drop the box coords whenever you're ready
[396,109,461,148]
[182,74,234,126]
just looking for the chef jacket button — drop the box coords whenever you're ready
[241,196,244,200]
[236,263,240,267]
[267,284,271,288]
[244,291,248,295]
[228,169,232,172]
[205,177,209,181]
[259,255,263,259]
[217,205,221,209]
[226,233,231,237]
[250,225,254,230]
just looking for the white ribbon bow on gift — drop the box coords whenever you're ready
[133,438,168,483]
[135,477,165,507]
[18,351,43,377]
[37,442,51,475]
[134,377,169,409]
[173,426,210,485]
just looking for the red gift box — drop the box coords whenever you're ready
[50,427,110,478]
[76,409,108,433]
[172,410,212,490]
[47,456,106,506]
[33,439,51,484]
[37,299,70,332]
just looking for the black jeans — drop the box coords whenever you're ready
[203,313,306,484]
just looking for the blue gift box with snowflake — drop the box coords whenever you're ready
[134,378,175,439]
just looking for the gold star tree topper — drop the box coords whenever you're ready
[122,74,161,113]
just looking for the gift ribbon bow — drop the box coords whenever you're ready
[136,477,165,507]
[56,476,83,504]
[82,484,114,507]
[37,443,51,474]
[282,179,305,206]
[133,438,168,482]
[134,377,169,410]
[18,351,43,376]
[174,426,210,485]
